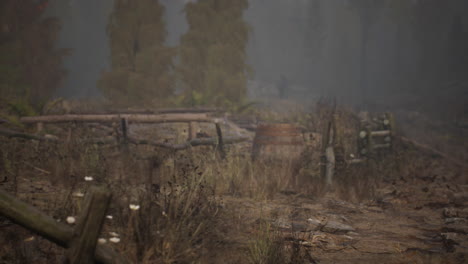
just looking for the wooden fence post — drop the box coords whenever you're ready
[320,119,336,187]
[120,118,129,152]
[65,186,111,264]
[215,122,226,159]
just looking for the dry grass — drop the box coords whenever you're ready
[0,126,221,263]
[246,221,315,264]
[247,222,286,264]
[0,103,399,263]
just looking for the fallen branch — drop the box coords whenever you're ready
[0,128,119,146]
[22,162,51,175]
[0,128,58,142]
[128,136,249,151]
[400,136,467,169]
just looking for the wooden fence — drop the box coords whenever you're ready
[0,111,251,152]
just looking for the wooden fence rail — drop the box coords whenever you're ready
[0,186,128,264]
[9,112,252,151]
[20,113,213,124]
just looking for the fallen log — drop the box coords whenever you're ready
[21,113,213,124]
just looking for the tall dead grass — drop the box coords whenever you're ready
[0,104,409,263]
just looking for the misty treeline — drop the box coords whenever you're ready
[339,0,467,115]
[0,0,67,114]
[99,0,250,108]
[255,0,466,116]
[98,0,175,107]
[0,0,467,113]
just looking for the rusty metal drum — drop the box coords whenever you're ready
[252,123,305,162]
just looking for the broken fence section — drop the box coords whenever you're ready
[0,186,128,264]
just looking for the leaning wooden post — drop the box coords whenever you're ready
[386,112,396,149]
[36,122,44,133]
[320,118,336,188]
[66,123,73,144]
[320,121,331,182]
[65,186,111,264]
[214,120,226,160]
[120,118,128,143]
[120,118,129,152]
[365,126,374,158]
[188,121,198,141]
[333,113,345,171]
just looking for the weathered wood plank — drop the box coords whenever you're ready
[188,121,198,141]
[156,107,220,114]
[0,189,128,264]
[369,130,391,137]
[66,186,111,264]
[325,146,335,186]
[215,122,226,159]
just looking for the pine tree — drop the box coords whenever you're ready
[177,0,250,107]
[0,0,67,109]
[99,0,174,107]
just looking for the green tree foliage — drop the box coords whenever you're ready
[99,0,175,107]
[177,0,250,107]
[0,0,67,110]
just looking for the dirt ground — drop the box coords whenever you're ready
[1,108,468,264]
[210,156,468,263]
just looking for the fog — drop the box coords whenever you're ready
[245,0,468,114]
[2,2,468,261]
[45,0,113,98]
[47,0,468,116]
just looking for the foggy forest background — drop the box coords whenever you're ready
[1,0,467,120]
